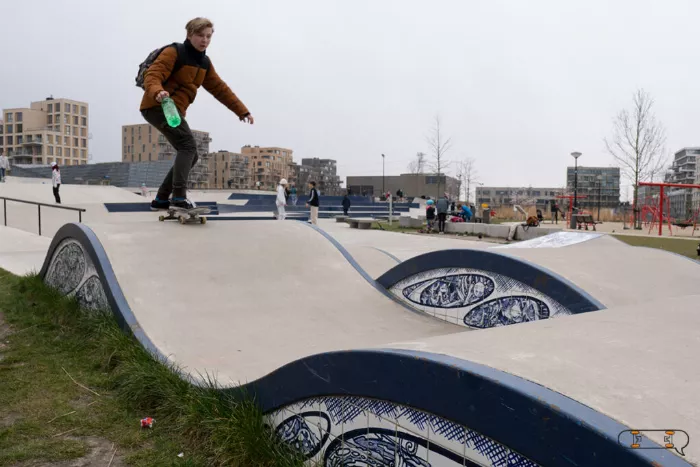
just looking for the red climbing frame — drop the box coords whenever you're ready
[638,182,700,236]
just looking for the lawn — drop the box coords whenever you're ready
[0,270,302,467]
[611,235,700,260]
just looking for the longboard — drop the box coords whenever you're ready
[158,206,211,225]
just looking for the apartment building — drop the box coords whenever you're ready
[1,97,89,166]
[565,166,621,209]
[663,147,699,218]
[121,124,210,162]
[206,151,251,189]
[242,145,294,191]
[297,158,343,195]
[476,186,564,209]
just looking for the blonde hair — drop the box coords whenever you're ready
[185,17,214,36]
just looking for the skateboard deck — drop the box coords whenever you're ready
[158,206,211,225]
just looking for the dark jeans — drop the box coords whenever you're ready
[343,208,349,215]
[437,212,447,232]
[53,184,61,203]
[141,106,198,200]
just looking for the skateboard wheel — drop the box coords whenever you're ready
[158,216,165,222]
[200,217,207,224]
[178,216,186,224]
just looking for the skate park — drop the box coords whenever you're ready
[0,179,698,466]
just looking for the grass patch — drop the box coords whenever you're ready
[0,270,303,466]
[611,235,700,260]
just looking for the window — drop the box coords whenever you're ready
[81,106,86,116]
[48,146,54,155]
[55,103,60,112]
[15,112,22,122]
[73,105,78,114]
[6,136,11,145]
[57,147,62,156]
[74,137,79,146]
[16,124,22,133]
[148,135,151,143]
[139,154,142,162]
[81,128,86,137]
[64,136,69,145]
[149,153,151,161]
[48,104,53,113]
[64,115,69,124]
[142,144,145,152]
[81,117,87,126]
[16,136,22,144]
[5,125,11,133]
[48,135,53,144]
[73,148,78,157]
[63,104,69,114]
[47,115,53,124]
[73,116,78,125]
[5,114,12,123]
[73,126,78,136]
[55,114,60,124]
[81,150,86,159]
[124,128,127,133]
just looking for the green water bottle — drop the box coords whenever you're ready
[161,97,181,128]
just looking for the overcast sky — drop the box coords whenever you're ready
[2,0,699,195]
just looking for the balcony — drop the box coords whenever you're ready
[22,137,43,145]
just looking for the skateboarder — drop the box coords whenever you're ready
[141,17,254,211]
[276,178,288,220]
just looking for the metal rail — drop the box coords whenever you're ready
[1,196,86,236]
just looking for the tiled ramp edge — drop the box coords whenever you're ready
[38,223,688,466]
[376,249,606,329]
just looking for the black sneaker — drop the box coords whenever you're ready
[171,198,196,210]
[150,198,170,211]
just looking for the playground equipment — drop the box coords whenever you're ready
[638,182,700,236]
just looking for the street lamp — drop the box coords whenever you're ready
[381,153,385,198]
[571,152,582,209]
[596,174,603,221]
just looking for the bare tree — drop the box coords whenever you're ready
[427,116,452,197]
[407,152,427,174]
[456,158,478,202]
[604,89,668,220]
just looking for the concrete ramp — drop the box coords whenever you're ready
[41,220,461,385]
[22,214,696,466]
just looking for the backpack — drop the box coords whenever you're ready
[135,42,186,89]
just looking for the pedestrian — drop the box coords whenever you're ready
[461,203,473,221]
[436,194,449,234]
[342,193,351,216]
[450,200,456,213]
[290,184,298,205]
[276,178,288,220]
[140,17,254,212]
[306,181,320,225]
[425,199,436,232]
[51,162,61,204]
[0,153,8,182]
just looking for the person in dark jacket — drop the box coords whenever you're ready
[306,181,320,225]
[342,194,351,216]
[436,195,449,234]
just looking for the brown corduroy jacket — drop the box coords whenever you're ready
[139,44,249,118]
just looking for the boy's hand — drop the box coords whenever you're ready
[305,204,309,208]
[240,114,255,124]
[155,91,169,103]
